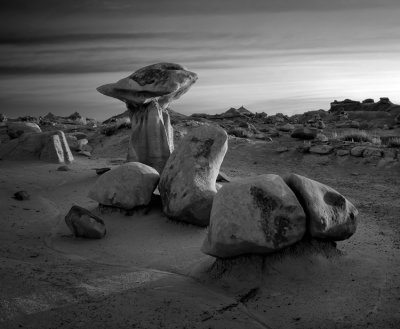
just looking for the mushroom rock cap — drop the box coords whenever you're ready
[97,63,198,106]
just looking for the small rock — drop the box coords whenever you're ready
[315,133,328,142]
[57,165,71,171]
[77,150,91,157]
[291,127,318,140]
[276,146,289,153]
[309,145,334,155]
[217,171,230,182]
[363,147,382,158]
[65,205,106,239]
[14,191,30,200]
[350,146,365,157]
[336,149,350,156]
[95,168,111,175]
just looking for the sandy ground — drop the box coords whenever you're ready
[0,138,399,329]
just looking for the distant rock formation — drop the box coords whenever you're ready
[97,62,198,173]
[329,97,400,113]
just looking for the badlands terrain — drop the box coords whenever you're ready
[0,98,400,329]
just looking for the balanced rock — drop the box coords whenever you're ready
[285,174,358,240]
[7,122,41,139]
[88,162,160,209]
[65,206,106,239]
[0,130,73,163]
[201,174,306,258]
[159,125,228,226]
[291,127,318,140]
[97,63,198,173]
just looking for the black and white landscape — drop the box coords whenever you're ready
[0,1,400,329]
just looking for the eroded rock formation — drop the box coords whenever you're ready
[97,62,197,173]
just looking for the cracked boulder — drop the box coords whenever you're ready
[285,173,358,240]
[88,162,160,210]
[159,125,228,226]
[65,206,106,239]
[201,174,306,258]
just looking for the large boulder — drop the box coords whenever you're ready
[0,130,73,163]
[88,162,160,209]
[159,125,228,226]
[7,122,41,139]
[65,206,106,239]
[291,127,318,140]
[285,174,358,240]
[309,145,334,155]
[201,174,306,258]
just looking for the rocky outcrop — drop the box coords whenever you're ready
[285,174,358,240]
[0,130,73,163]
[65,206,106,239]
[159,125,228,226]
[7,122,41,139]
[88,162,159,209]
[201,174,306,258]
[97,63,197,173]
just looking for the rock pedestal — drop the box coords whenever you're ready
[127,102,174,173]
[97,62,197,173]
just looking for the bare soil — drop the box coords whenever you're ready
[0,136,399,329]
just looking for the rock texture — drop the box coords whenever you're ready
[65,206,106,239]
[159,125,228,226]
[202,174,306,258]
[285,173,358,240]
[88,162,160,209]
[7,122,41,139]
[0,131,73,163]
[309,145,334,155]
[97,63,198,173]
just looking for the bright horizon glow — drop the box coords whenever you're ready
[1,2,400,120]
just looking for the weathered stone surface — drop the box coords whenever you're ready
[97,63,198,107]
[126,101,174,173]
[97,63,198,173]
[350,146,365,157]
[0,130,73,163]
[88,162,160,209]
[7,122,41,139]
[336,149,350,156]
[276,146,289,153]
[285,173,358,240]
[65,206,106,239]
[309,145,334,155]
[363,147,382,158]
[291,127,318,140]
[201,174,306,258]
[159,125,228,226]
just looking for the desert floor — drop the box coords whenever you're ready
[0,138,399,329]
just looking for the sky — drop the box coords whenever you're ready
[1,0,400,120]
